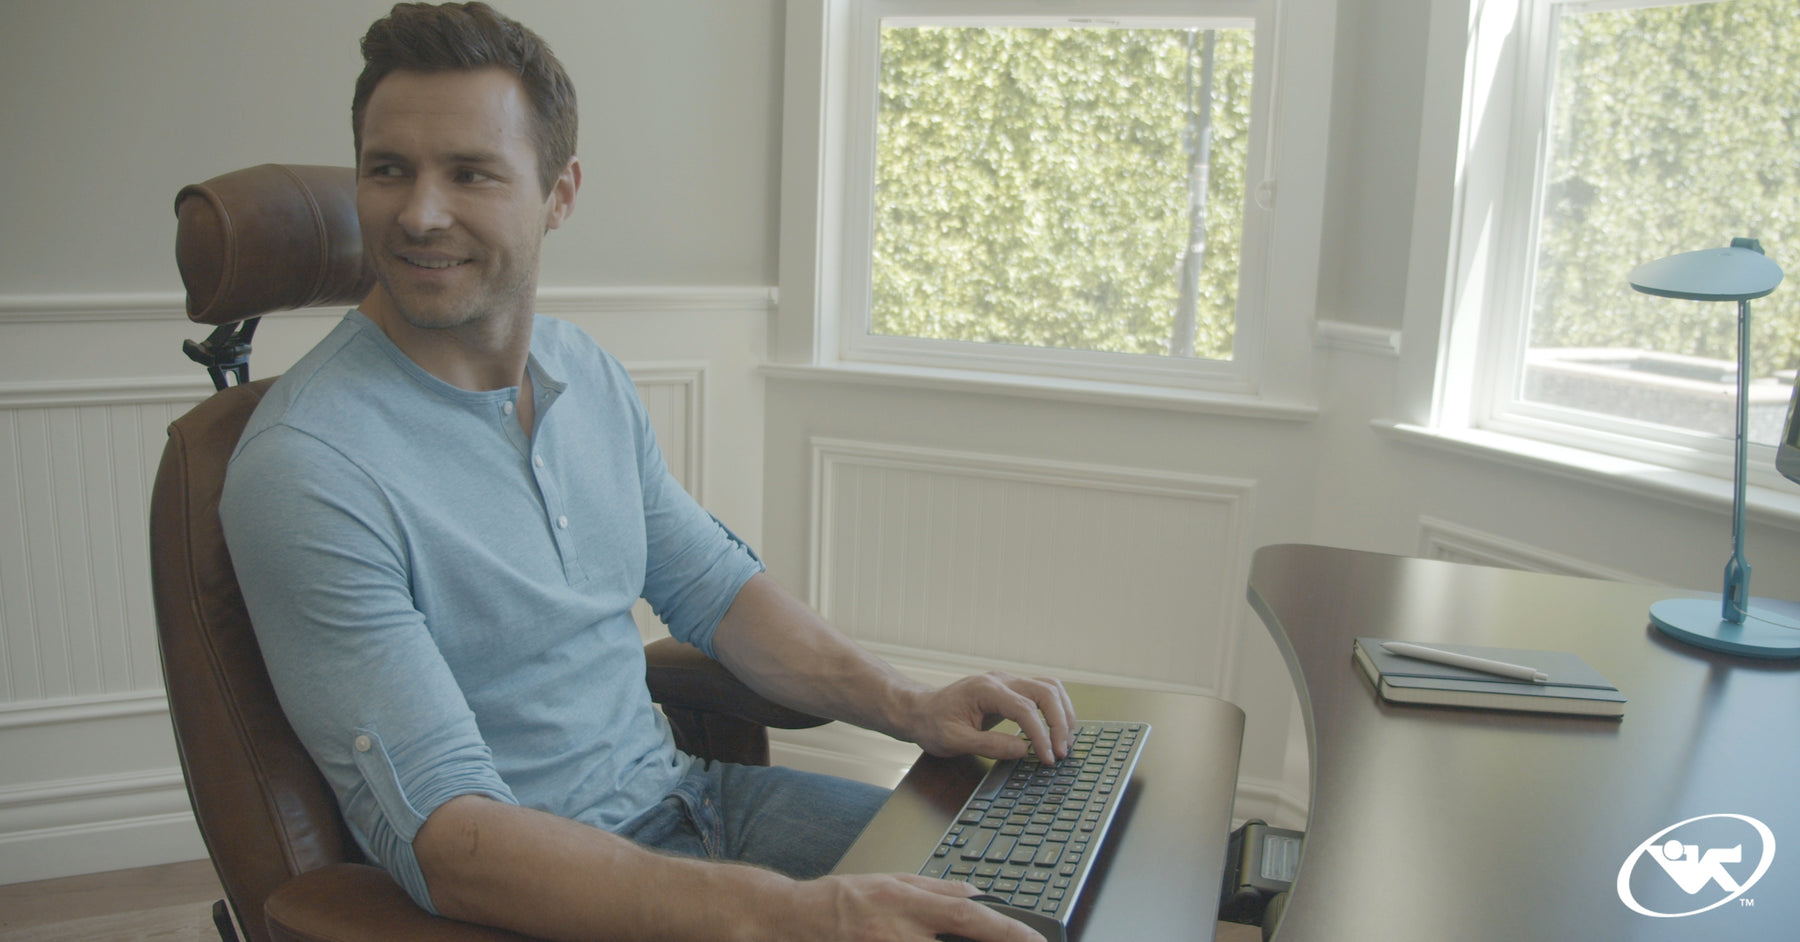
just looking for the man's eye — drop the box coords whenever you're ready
[365,164,404,178]
[455,169,492,184]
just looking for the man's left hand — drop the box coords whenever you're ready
[905,672,1076,764]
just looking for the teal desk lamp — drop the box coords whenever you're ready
[1628,238,1800,658]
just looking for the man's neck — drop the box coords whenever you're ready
[360,285,538,436]
[360,285,534,393]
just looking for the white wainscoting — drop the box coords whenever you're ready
[0,289,768,883]
[808,437,1258,696]
[776,436,1300,821]
[0,393,203,707]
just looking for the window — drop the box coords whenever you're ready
[779,0,1332,408]
[1447,0,1800,486]
[868,21,1254,382]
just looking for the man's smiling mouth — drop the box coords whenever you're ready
[400,255,468,270]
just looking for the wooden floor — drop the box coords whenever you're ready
[0,860,1263,941]
[0,861,225,942]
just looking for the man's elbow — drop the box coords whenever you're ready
[413,794,503,922]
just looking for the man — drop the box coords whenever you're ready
[220,4,1073,940]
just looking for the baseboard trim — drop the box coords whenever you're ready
[0,766,204,884]
[0,810,205,885]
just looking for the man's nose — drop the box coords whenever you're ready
[397,178,453,236]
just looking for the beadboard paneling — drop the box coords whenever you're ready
[809,438,1257,696]
[0,396,203,707]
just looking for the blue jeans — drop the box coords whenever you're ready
[614,761,891,879]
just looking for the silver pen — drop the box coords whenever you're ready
[1380,641,1549,684]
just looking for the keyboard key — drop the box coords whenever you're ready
[960,830,996,860]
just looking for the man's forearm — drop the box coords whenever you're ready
[417,795,793,941]
[710,572,1076,764]
[415,794,1037,942]
[709,573,929,742]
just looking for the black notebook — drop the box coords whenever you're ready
[1352,637,1625,718]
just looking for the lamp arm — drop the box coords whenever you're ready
[1722,296,1753,624]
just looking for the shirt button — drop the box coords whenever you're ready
[534,454,545,468]
[557,515,569,529]
[354,735,372,753]
[501,401,515,416]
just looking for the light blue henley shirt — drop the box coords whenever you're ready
[219,311,763,911]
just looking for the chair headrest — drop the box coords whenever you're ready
[174,164,374,326]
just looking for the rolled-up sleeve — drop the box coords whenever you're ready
[221,425,515,912]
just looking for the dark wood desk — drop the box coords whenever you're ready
[1248,543,1800,941]
[833,683,1246,940]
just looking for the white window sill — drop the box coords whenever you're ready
[1379,421,1800,532]
[760,360,1319,421]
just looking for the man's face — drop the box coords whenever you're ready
[355,67,576,336]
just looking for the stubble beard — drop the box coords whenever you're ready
[375,240,541,339]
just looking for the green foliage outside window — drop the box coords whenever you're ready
[1534,0,1800,381]
[872,26,1254,360]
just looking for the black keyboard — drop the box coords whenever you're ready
[918,721,1149,941]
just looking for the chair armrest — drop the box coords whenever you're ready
[643,637,828,731]
[264,863,537,942]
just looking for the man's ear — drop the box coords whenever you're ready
[545,156,580,232]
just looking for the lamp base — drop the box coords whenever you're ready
[1649,597,1800,659]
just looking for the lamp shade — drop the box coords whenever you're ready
[1627,245,1783,302]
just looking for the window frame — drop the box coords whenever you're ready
[776,0,1336,412]
[1436,0,1793,491]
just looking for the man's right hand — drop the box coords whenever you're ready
[783,873,1046,942]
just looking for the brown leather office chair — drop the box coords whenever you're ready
[151,164,826,942]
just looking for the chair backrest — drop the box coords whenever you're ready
[153,164,372,942]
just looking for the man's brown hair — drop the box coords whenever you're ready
[352,2,577,195]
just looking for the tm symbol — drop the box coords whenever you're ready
[1740,898,1756,908]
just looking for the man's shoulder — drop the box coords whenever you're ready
[230,314,399,464]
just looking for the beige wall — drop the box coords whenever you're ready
[0,0,784,300]
[2,0,1796,886]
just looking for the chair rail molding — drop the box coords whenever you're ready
[0,286,777,325]
[1315,318,1402,358]
[0,292,195,324]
